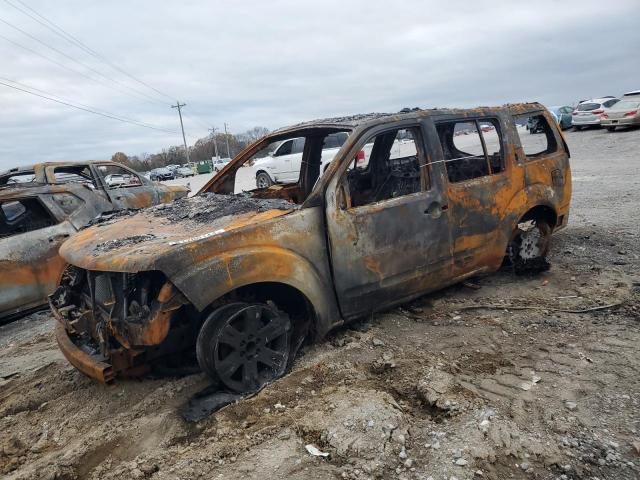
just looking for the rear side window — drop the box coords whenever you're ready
[323,132,348,149]
[577,103,599,111]
[53,166,96,187]
[0,172,36,185]
[275,140,293,156]
[515,114,558,158]
[435,118,504,183]
[603,99,619,108]
[0,198,56,238]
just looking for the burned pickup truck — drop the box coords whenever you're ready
[51,104,571,391]
[0,161,188,321]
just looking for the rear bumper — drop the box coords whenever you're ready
[54,320,115,384]
[601,118,640,127]
[571,118,601,126]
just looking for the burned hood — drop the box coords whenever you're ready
[59,193,297,272]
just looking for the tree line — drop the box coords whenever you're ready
[111,126,270,171]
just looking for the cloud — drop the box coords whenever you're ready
[0,0,637,169]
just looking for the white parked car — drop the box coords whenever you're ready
[252,133,349,188]
[176,166,195,178]
[212,158,231,173]
[251,132,419,189]
[571,97,619,130]
[104,173,130,188]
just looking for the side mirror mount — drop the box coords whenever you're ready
[336,180,350,210]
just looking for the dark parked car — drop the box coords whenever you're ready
[51,104,571,390]
[150,167,174,181]
[0,161,188,321]
[528,106,573,132]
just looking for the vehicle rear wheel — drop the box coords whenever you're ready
[256,172,273,189]
[606,126,616,132]
[196,302,291,393]
[507,219,552,275]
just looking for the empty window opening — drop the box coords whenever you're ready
[53,166,97,188]
[96,165,142,189]
[0,198,56,238]
[436,119,504,183]
[0,171,36,185]
[516,114,558,158]
[346,127,425,208]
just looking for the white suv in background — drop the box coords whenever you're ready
[253,132,349,188]
[571,97,619,130]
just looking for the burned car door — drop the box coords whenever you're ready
[0,196,73,318]
[432,116,520,276]
[92,163,158,210]
[325,123,452,318]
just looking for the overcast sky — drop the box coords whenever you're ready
[0,0,638,170]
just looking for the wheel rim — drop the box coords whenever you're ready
[519,227,542,260]
[214,304,290,392]
[257,175,270,188]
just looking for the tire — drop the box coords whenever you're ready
[572,126,582,132]
[196,302,291,393]
[507,219,552,275]
[606,126,616,132]
[256,172,273,189]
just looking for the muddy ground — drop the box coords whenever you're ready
[1,127,639,480]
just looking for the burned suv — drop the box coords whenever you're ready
[0,161,188,321]
[51,104,571,391]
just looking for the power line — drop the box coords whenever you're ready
[0,32,167,107]
[5,0,175,102]
[0,76,174,131]
[0,15,169,107]
[0,78,178,133]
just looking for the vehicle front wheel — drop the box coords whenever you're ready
[572,126,581,131]
[507,219,552,275]
[196,302,291,393]
[256,172,273,189]
[606,126,616,132]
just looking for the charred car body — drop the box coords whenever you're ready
[0,161,188,321]
[51,104,571,391]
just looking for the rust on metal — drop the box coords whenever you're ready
[0,161,188,321]
[50,104,571,383]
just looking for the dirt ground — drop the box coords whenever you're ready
[1,127,639,480]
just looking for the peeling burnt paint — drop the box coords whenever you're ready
[51,103,571,383]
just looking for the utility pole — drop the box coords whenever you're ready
[209,127,220,160]
[171,101,190,164]
[224,123,231,159]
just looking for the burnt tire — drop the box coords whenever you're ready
[507,219,552,275]
[256,172,273,189]
[196,302,291,393]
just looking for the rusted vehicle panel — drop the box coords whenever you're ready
[51,104,571,391]
[0,161,188,321]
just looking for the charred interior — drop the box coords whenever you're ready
[0,197,56,238]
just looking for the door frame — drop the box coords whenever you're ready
[324,119,453,318]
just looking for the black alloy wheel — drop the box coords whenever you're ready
[196,302,291,393]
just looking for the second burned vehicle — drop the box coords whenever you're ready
[51,104,571,391]
[0,161,188,321]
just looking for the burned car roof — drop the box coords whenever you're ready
[271,103,546,135]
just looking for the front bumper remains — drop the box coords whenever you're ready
[54,320,115,383]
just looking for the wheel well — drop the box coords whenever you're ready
[256,169,268,178]
[205,282,317,342]
[520,205,557,229]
